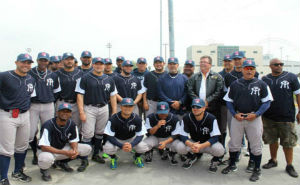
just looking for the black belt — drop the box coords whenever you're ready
[59,99,76,104]
[87,104,106,108]
[4,109,27,113]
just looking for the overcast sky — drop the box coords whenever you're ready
[0,0,299,71]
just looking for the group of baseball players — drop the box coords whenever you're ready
[0,50,299,185]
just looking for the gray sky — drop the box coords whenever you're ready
[0,0,299,71]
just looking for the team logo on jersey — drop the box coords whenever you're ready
[131,82,137,89]
[250,86,260,96]
[104,83,111,91]
[67,133,72,139]
[280,80,290,89]
[128,125,136,131]
[46,78,54,87]
[165,125,172,132]
[27,83,34,92]
[201,127,209,135]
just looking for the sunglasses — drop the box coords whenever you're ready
[272,63,284,67]
[192,106,202,109]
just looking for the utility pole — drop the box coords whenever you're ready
[106,42,112,58]
[168,0,175,57]
[163,43,168,61]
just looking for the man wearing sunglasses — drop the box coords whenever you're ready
[222,59,273,182]
[261,58,300,178]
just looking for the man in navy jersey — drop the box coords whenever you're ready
[78,51,93,74]
[49,56,60,72]
[262,58,300,178]
[0,53,36,185]
[113,60,144,115]
[56,52,84,131]
[104,58,116,77]
[173,98,224,173]
[143,56,167,117]
[114,56,125,74]
[28,52,61,165]
[144,102,181,165]
[38,103,92,181]
[222,59,273,182]
[157,57,188,119]
[76,57,117,164]
[103,98,148,169]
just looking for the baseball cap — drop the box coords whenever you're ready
[116,56,125,61]
[81,51,92,58]
[192,98,206,108]
[153,56,164,62]
[58,103,72,111]
[58,56,62,61]
[121,98,134,106]
[122,60,133,67]
[50,56,60,63]
[242,59,256,68]
[17,53,34,63]
[231,51,245,59]
[104,58,112,64]
[156,102,169,114]
[37,52,50,61]
[62,52,75,60]
[184,59,195,67]
[92,57,104,64]
[223,54,232,61]
[168,57,179,64]
[137,57,147,64]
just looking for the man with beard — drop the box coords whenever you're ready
[143,56,167,117]
[49,56,61,72]
[114,56,125,74]
[183,59,195,79]
[78,51,93,74]
[104,58,116,77]
[0,53,36,185]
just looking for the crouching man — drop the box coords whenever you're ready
[38,103,92,181]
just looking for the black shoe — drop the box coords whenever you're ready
[77,159,89,172]
[262,159,277,169]
[40,169,52,181]
[209,161,218,173]
[221,165,238,174]
[0,179,10,185]
[286,164,298,178]
[144,151,152,163]
[56,161,74,172]
[158,149,164,156]
[180,155,187,162]
[161,150,168,160]
[182,155,197,169]
[32,156,38,165]
[11,170,32,182]
[249,168,261,182]
[92,155,105,164]
[168,152,178,166]
[246,160,255,173]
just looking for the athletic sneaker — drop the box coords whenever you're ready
[161,150,168,160]
[110,158,118,170]
[0,178,10,185]
[262,159,277,169]
[221,165,238,174]
[11,171,32,182]
[208,161,218,173]
[168,152,178,166]
[182,155,197,169]
[144,151,152,163]
[134,156,144,168]
[286,164,298,178]
[92,155,105,164]
[249,168,261,182]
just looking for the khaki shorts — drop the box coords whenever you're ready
[262,116,298,148]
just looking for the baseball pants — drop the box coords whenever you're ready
[143,136,177,152]
[103,137,148,155]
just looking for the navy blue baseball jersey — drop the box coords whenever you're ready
[181,112,221,143]
[224,69,259,88]
[39,118,79,149]
[106,72,117,78]
[262,71,300,122]
[104,112,146,140]
[224,78,273,113]
[0,70,36,111]
[78,66,93,74]
[143,71,167,101]
[132,68,148,81]
[29,67,60,103]
[145,113,181,138]
[113,73,144,99]
[56,68,84,102]
[75,72,117,105]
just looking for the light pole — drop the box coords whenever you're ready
[168,0,175,57]
[163,43,168,61]
[106,42,112,58]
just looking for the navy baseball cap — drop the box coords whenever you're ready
[17,53,34,63]
[223,54,232,61]
[92,57,104,64]
[62,52,75,60]
[153,56,164,62]
[122,60,133,67]
[242,59,256,68]
[104,58,112,64]
[184,59,195,67]
[168,57,179,64]
[137,57,147,64]
[156,102,169,114]
[58,103,72,111]
[116,56,125,61]
[50,56,60,63]
[192,98,206,108]
[81,51,92,58]
[37,52,50,61]
[231,51,245,59]
[58,56,62,61]
[121,98,134,106]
